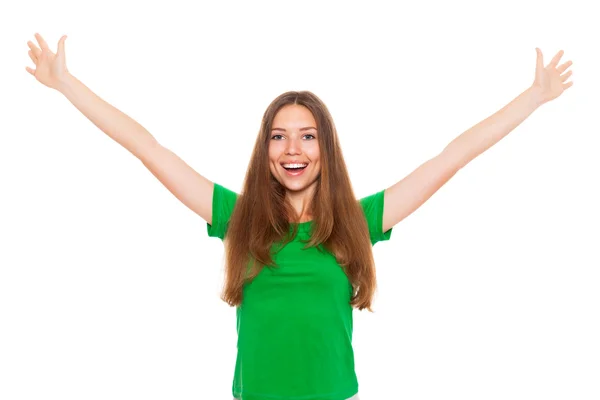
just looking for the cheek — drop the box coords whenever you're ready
[269,141,284,155]
[308,144,320,161]
[268,144,278,162]
[268,146,280,171]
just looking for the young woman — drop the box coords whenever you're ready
[26,33,573,400]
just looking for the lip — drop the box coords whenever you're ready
[281,163,308,177]
[280,161,309,166]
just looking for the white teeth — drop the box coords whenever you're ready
[282,163,307,168]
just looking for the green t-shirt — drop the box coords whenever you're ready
[207,183,392,400]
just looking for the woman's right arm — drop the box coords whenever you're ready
[59,74,214,224]
[26,33,214,224]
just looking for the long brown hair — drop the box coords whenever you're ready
[220,91,378,312]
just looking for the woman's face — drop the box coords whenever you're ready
[268,104,321,194]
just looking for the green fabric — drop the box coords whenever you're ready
[207,183,392,400]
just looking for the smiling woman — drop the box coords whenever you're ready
[212,90,386,399]
[24,30,574,400]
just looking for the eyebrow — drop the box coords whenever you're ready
[271,127,317,132]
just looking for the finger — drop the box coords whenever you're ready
[557,60,573,74]
[25,66,35,76]
[563,81,573,90]
[27,41,41,58]
[561,70,573,82]
[35,33,50,52]
[536,48,544,71]
[28,50,37,64]
[549,50,564,68]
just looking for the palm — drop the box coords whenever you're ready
[26,33,69,90]
[532,48,573,104]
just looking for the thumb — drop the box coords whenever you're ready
[57,35,67,58]
[535,47,544,71]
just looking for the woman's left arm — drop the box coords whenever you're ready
[382,48,573,233]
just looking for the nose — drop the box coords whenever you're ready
[285,136,302,155]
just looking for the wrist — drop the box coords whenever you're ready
[55,72,76,94]
[525,85,547,109]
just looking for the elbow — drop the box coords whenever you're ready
[437,149,466,174]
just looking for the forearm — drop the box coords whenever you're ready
[58,74,159,160]
[442,86,543,169]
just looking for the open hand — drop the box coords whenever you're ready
[532,48,573,104]
[26,33,69,90]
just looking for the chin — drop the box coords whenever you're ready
[283,178,319,193]
[283,184,309,193]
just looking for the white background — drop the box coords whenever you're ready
[1,1,599,399]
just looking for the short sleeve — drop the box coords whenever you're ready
[359,189,392,246]
[206,183,239,240]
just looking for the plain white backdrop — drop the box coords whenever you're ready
[1,0,599,399]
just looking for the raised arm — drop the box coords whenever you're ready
[382,48,574,232]
[26,33,214,224]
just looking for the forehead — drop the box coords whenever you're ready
[272,104,316,128]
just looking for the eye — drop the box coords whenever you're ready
[270,134,316,140]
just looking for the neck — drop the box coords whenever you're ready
[286,185,316,223]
